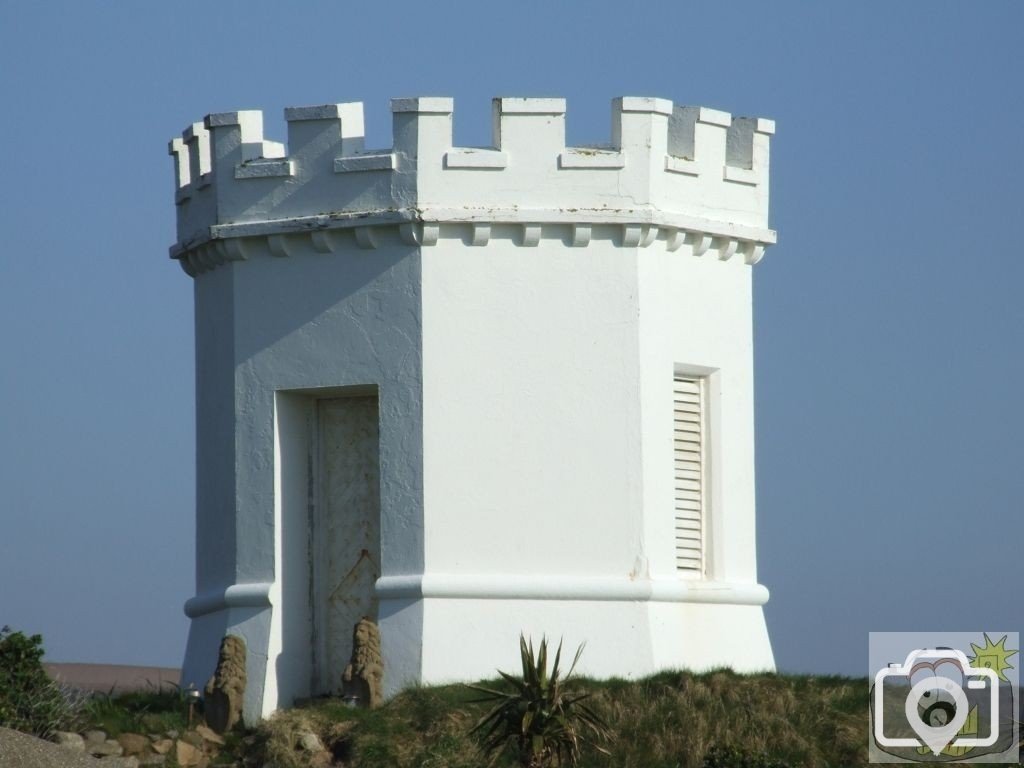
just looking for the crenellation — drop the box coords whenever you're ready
[613,97,673,151]
[559,147,624,169]
[669,106,730,167]
[285,102,365,164]
[611,97,672,207]
[726,117,763,169]
[205,110,284,163]
[334,153,396,173]
[390,97,454,163]
[168,95,776,267]
[444,147,507,169]
[389,97,453,114]
[725,116,774,186]
[169,137,189,191]
[235,158,292,179]
[183,122,212,184]
[491,97,566,159]
[493,97,566,114]
[171,122,215,246]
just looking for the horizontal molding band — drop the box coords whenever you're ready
[175,223,768,276]
[374,574,770,605]
[214,206,775,244]
[183,575,769,618]
[170,204,776,261]
[184,582,273,618]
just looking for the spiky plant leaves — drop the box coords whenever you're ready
[467,634,611,767]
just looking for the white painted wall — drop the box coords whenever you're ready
[421,233,643,578]
[414,230,771,685]
[636,241,759,584]
[182,235,425,721]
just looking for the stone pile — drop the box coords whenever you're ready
[50,724,230,767]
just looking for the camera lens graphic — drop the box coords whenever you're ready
[918,692,956,727]
[872,643,1010,758]
[905,677,970,754]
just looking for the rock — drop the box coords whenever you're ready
[180,729,204,747]
[117,733,151,756]
[151,738,174,754]
[297,731,325,753]
[164,730,179,739]
[204,635,246,733]
[85,729,108,744]
[194,724,225,746]
[101,757,138,767]
[138,755,167,766]
[50,731,85,751]
[89,739,125,757]
[175,739,203,767]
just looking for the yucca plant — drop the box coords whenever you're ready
[468,635,611,768]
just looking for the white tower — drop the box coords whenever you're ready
[168,96,777,722]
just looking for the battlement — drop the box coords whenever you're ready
[169,96,775,272]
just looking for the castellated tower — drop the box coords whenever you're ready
[168,96,777,721]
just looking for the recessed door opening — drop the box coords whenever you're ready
[311,395,382,695]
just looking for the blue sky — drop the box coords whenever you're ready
[1,1,1020,677]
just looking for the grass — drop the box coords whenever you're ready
[72,671,1020,767]
[248,670,871,768]
[78,689,189,737]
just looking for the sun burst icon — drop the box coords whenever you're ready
[968,633,1018,683]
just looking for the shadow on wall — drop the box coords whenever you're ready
[230,242,419,364]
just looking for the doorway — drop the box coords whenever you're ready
[312,395,382,695]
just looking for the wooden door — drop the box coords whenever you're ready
[313,396,381,694]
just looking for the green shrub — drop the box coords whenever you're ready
[0,625,79,738]
[468,635,611,768]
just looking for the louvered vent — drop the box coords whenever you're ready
[673,375,705,572]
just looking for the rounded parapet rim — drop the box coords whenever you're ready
[170,205,774,276]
